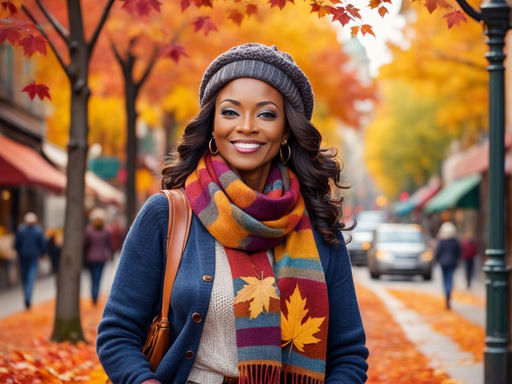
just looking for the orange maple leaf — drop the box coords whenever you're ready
[361,24,375,37]
[378,6,388,17]
[228,9,244,25]
[0,0,20,18]
[444,10,467,28]
[234,276,279,319]
[369,0,381,9]
[281,285,325,353]
[246,3,258,16]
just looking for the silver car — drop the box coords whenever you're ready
[367,223,433,280]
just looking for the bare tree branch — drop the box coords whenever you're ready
[34,0,69,44]
[135,46,159,91]
[21,5,69,75]
[87,0,116,56]
[109,38,124,67]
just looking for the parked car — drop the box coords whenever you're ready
[367,223,433,280]
[347,210,387,266]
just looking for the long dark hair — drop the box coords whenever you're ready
[161,97,347,246]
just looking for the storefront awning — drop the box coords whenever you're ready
[0,135,66,193]
[423,174,481,214]
[393,177,441,216]
[42,141,124,205]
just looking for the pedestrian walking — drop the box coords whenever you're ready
[14,212,46,309]
[460,231,478,289]
[84,208,113,305]
[97,43,369,384]
[435,221,461,309]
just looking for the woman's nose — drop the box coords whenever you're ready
[236,114,257,133]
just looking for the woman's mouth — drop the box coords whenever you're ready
[232,141,263,154]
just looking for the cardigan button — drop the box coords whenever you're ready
[202,274,213,282]
[185,350,194,359]
[191,312,203,323]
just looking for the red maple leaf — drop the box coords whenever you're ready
[0,26,22,45]
[180,0,190,11]
[161,42,188,62]
[228,9,244,25]
[19,35,47,57]
[121,0,161,16]
[1,1,18,16]
[246,3,258,16]
[192,0,213,7]
[328,6,351,26]
[22,81,51,101]
[346,4,361,19]
[268,0,287,10]
[192,16,217,36]
[444,10,467,27]
[361,24,375,37]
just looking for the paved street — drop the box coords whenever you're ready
[0,257,118,319]
[354,264,485,384]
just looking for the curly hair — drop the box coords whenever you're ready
[161,98,347,246]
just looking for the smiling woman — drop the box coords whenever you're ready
[97,43,369,384]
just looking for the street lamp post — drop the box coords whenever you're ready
[455,0,511,382]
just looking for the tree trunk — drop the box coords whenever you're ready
[164,110,177,154]
[51,0,89,342]
[124,61,138,229]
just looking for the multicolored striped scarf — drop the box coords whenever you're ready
[185,153,329,384]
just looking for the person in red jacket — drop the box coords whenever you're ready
[84,208,113,305]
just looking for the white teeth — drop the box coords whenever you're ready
[233,142,261,149]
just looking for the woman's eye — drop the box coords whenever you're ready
[258,110,278,119]
[221,109,239,117]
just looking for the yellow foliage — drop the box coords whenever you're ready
[281,285,325,353]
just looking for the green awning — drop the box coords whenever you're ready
[423,174,481,213]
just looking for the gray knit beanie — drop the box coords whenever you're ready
[199,43,314,120]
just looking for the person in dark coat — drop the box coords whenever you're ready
[435,221,461,309]
[460,231,478,289]
[14,212,46,309]
[84,208,113,305]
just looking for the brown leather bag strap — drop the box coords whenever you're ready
[160,188,192,321]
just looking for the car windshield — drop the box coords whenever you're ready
[378,231,424,243]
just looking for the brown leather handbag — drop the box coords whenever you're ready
[142,189,192,371]
[106,189,192,383]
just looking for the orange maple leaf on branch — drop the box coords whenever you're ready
[121,0,162,16]
[281,285,325,353]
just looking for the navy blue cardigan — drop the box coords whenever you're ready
[97,194,368,384]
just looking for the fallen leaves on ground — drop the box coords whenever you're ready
[0,298,106,383]
[356,284,458,384]
[388,289,484,363]
[451,289,485,307]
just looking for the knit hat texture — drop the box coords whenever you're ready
[199,43,314,120]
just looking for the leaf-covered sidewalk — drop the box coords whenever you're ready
[0,286,484,383]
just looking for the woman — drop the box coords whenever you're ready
[84,208,113,305]
[435,221,461,309]
[98,43,368,384]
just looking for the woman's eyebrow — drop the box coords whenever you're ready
[256,101,279,109]
[220,98,240,106]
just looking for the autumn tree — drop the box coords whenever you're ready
[364,0,487,198]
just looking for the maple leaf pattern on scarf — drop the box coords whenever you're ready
[234,276,279,319]
[281,285,325,353]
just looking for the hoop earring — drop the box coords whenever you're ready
[209,137,219,155]
[280,143,291,165]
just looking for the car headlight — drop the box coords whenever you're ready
[376,250,392,260]
[362,241,371,250]
[421,250,433,261]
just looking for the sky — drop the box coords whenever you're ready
[338,0,406,77]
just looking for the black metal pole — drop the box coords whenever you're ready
[455,0,511,383]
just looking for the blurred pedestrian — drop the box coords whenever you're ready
[435,221,461,309]
[46,228,62,276]
[84,208,113,305]
[460,231,478,289]
[14,212,46,309]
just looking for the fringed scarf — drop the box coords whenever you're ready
[185,153,329,384]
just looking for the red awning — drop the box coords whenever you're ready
[452,133,512,180]
[0,135,66,193]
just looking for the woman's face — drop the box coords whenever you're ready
[213,78,288,191]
